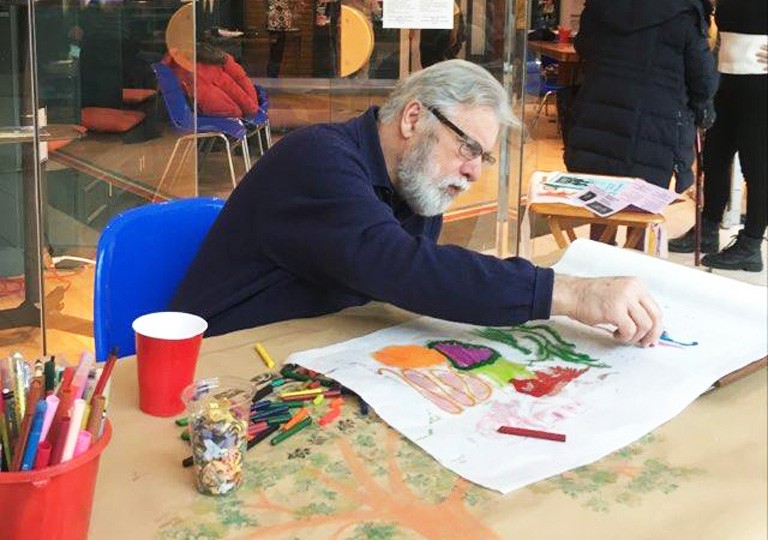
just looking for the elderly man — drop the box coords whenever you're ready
[172,60,662,346]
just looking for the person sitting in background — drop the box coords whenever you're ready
[171,60,663,347]
[669,0,767,272]
[563,0,718,243]
[163,43,259,118]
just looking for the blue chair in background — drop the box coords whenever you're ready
[93,197,225,361]
[525,51,567,134]
[152,62,251,191]
[243,83,272,158]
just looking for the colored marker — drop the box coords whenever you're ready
[279,388,323,399]
[60,398,87,462]
[254,343,276,371]
[251,384,274,404]
[33,440,52,469]
[92,348,117,400]
[20,401,48,470]
[318,407,340,426]
[497,425,566,442]
[38,394,60,443]
[72,430,92,458]
[280,408,309,431]
[270,416,312,446]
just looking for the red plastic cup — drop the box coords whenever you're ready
[558,26,572,43]
[132,311,208,417]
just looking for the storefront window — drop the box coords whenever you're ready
[1,0,531,361]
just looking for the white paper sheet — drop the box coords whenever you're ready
[289,240,767,493]
[383,0,453,29]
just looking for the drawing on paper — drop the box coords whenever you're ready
[370,323,605,416]
[288,239,765,495]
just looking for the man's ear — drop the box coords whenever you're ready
[399,100,422,140]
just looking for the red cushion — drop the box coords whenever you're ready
[81,107,145,133]
[47,125,88,152]
[122,88,157,105]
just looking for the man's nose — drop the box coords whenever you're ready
[459,156,482,183]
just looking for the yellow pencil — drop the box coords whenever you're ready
[254,342,276,371]
[279,388,324,398]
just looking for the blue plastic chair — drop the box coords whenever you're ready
[152,62,251,191]
[525,51,567,133]
[93,197,225,361]
[243,83,272,158]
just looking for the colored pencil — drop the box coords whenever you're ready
[91,350,117,401]
[270,416,312,445]
[497,425,566,442]
[254,343,276,371]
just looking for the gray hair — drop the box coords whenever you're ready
[378,59,517,128]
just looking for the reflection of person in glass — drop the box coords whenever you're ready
[313,0,340,77]
[419,1,466,68]
[267,0,298,77]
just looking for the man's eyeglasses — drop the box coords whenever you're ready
[426,106,496,165]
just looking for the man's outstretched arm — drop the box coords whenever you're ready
[551,274,664,347]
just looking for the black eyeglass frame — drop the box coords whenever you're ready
[426,105,496,165]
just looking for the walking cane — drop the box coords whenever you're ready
[694,129,705,266]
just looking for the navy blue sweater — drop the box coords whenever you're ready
[171,108,554,336]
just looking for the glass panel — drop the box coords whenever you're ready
[0,0,46,359]
[29,0,197,360]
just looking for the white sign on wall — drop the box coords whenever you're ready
[383,0,454,29]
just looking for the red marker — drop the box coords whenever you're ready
[497,425,566,442]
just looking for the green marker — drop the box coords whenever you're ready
[270,416,312,446]
[265,413,293,425]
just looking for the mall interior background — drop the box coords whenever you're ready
[0,0,579,360]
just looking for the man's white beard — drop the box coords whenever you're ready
[396,134,469,217]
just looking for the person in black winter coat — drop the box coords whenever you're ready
[564,0,718,196]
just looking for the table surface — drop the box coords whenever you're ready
[0,124,84,145]
[528,40,580,63]
[92,303,767,539]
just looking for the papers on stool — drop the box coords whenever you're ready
[540,172,680,217]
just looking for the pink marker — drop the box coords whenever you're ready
[39,394,60,443]
[73,430,92,458]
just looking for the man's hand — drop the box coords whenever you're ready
[551,274,663,347]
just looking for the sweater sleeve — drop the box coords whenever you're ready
[683,14,718,128]
[251,133,554,326]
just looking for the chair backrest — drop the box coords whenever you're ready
[152,62,195,132]
[93,197,225,361]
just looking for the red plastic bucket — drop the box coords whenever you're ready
[0,420,112,540]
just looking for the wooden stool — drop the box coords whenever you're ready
[529,202,666,255]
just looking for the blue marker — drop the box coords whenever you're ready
[21,400,48,471]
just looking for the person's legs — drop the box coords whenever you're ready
[267,30,286,78]
[702,76,766,272]
[668,77,736,254]
[738,76,767,240]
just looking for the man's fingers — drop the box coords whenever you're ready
[612,314,637,343]
[627,303,653,345]
[639,297,664,347]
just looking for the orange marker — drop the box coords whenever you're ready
[280,408,309,431]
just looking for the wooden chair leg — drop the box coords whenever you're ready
[625,226,644,250]
[547,217,570,249]
[599,225,618,244]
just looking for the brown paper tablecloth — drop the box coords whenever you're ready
[91,303,767,539]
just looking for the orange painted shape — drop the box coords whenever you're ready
[373,345,446,368]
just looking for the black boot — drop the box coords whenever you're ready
[701,230,764,272]
[668,219,720,253]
